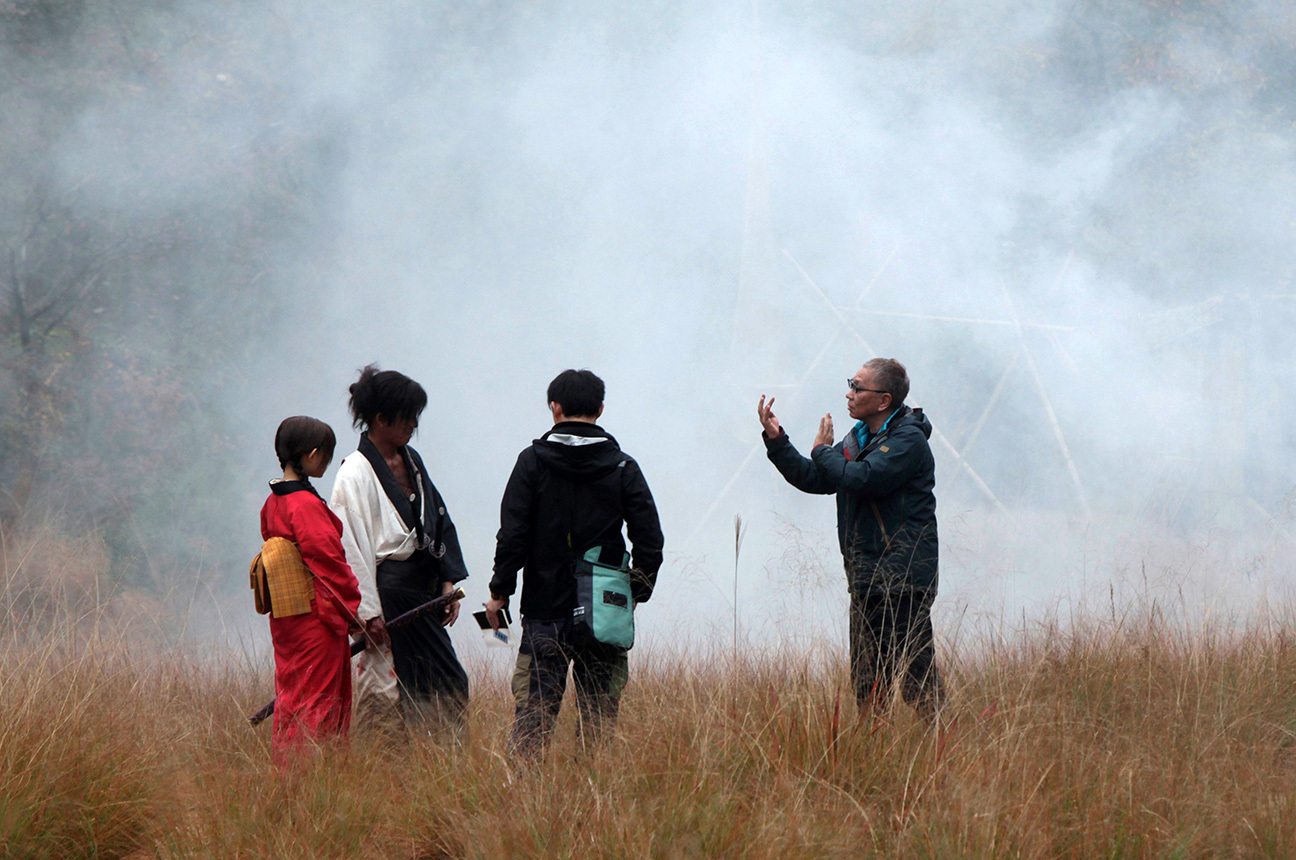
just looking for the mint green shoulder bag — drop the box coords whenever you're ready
[573,546,635,650]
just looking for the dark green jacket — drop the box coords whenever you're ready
[764,405,938,595]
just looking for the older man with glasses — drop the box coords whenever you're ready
[757,357,944,723]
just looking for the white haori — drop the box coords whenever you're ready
[329,450,426,623]
[353,639,400,708]
[330,450,421,708]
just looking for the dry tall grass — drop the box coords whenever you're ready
[6,529,1296,858]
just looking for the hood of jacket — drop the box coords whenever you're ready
[897,406,933,441]
[532,421,624,482]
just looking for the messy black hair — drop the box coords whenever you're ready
[546,368,604,419]
[348,364,428,431]
[275,416,336,480]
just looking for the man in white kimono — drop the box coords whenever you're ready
[330,365,470,734]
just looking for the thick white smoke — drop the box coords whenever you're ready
[11,0,1294,653]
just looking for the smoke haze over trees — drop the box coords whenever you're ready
[2,0,1294,641]
[1,0,345,598]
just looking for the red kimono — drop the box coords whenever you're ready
[260,481,362,763]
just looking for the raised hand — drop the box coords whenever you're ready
[814,413,834,448]
[757,395,783,439]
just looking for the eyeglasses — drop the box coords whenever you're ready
[847,379,887,394]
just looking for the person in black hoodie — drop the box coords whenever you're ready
[485,369,664,755]
[758,357,945,722]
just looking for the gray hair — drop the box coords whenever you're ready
[863,357,909,405]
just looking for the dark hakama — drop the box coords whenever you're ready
[335,434,471,731]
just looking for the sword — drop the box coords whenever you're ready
[247,587,466,726]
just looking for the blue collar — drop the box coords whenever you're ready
[853,408,901,451]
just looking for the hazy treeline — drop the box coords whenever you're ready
[1,0,347,592]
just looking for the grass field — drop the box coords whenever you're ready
[7,582,1296,860]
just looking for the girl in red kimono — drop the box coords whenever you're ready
[260,416,362,764]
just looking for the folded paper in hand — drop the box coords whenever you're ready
[472,607,513,647]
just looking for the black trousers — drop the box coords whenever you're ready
[849,589,944,716]
[378,584,470,729]
[510,618,628,756]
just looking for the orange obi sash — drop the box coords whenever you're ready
[249,537,313,618]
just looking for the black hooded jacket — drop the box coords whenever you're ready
[764,405,938,595]
[490,422,664,622]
